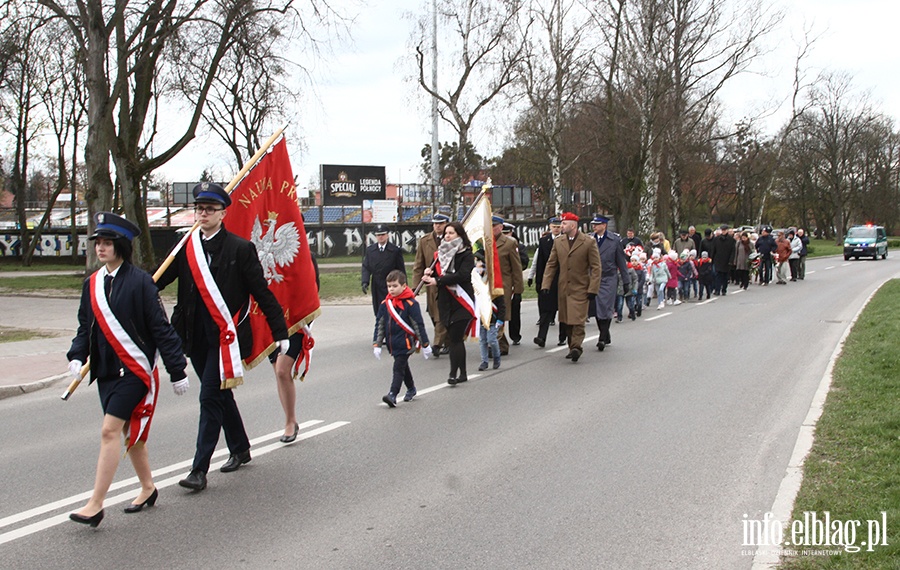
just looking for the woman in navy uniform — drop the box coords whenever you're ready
[67,213,188,528]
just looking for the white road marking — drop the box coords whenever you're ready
[697,298,716,305]
[824,266,835,270]
[841,263,852,267]
[394,373,484,400]
[730,289,745,294]
[806,271,815,275]
[0,420,348,546]
[644,313,671,321]
[548,334,599,352]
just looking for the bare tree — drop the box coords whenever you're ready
[34,0,318,266]
[414,0,529,211]
[513,0,593,213]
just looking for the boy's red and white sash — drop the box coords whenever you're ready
[435,257,477,337]
[89,268,159,452]
[384,296,421,349]
[186,231,244,389]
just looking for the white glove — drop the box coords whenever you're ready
[373,346,382,360]
[422,346,433,360]
[68,360,83,377]
[172,377,190,396]
[277,339,291,355]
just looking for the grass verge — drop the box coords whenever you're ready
[0,326,59,343]
[778,279,900,568]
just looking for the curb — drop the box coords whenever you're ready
[0,373,69,400]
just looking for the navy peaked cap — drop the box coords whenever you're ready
[192,182,231,207]
[89,212,141,241]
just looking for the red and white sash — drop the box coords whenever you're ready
[435,256,478,337]
[89,268,160,452]
[186,231,244,388]
[385,297,421,350]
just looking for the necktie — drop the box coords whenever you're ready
[104,274,113,300]
[379,246,384,252]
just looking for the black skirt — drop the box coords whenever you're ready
[97,373,148,421]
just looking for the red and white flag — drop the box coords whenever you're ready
[227,137,321,374]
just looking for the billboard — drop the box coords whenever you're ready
[320,165,385,205]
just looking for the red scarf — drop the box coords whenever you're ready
[386,285,416,309]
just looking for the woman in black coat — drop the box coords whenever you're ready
[421,221,475,385]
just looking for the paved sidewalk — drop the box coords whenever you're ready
[0,294,80,399]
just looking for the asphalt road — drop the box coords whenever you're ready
[1,256,897,569]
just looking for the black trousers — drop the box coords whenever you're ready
[508,294,522,342]
[389,353,414,395]
[760,256,773,284]
[788,259,799,280]
[537,311,566,343]
[190,331,250,473]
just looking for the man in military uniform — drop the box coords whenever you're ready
[493,216,524,355]
[530,217,565,347]
[502,221,528,346]
[541,212,601,362]
[589,214,630,351]
[361,224,406,315]
[412,213,450,355]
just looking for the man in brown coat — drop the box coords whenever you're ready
[493,215,524,355]
[541,212,601,362]
[412,213,450,354]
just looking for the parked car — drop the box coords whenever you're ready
[843,225,888,261]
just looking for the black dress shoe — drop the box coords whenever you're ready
[220,449,252,473]
[280,423,300,443]
[570,348,582,362]
[597,340,605,351]
[447,377,457,386]
[557,339,567,346]
[124,488,158,513]
[179,470,207,491]
[565,351,573,359]
[439,346,450,355]
[533,337,545,348]
[69,509,104,528]
[456,376,467,383]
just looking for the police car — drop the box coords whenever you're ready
[843,225,888,260]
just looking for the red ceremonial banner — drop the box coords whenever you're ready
[226,138,321,369]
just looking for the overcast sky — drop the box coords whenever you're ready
[158,0,900,191]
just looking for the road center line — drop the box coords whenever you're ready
[0,420,346,545]
[825,266,835,270]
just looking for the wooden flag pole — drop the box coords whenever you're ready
[61,126,288,401]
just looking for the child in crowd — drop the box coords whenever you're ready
[372,270,432,407]
[688,250,699,299]
[677,250,697,301]
[650,250,670,310]
[630,252,646,318]
[474,253,505,371]
[696,251,714,300]
[664,250,681,305]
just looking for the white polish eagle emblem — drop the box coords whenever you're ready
[251,212,300,283]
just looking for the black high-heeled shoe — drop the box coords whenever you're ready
[279,423,300,443]
[69,509,104,527]
[124,488,158,513]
